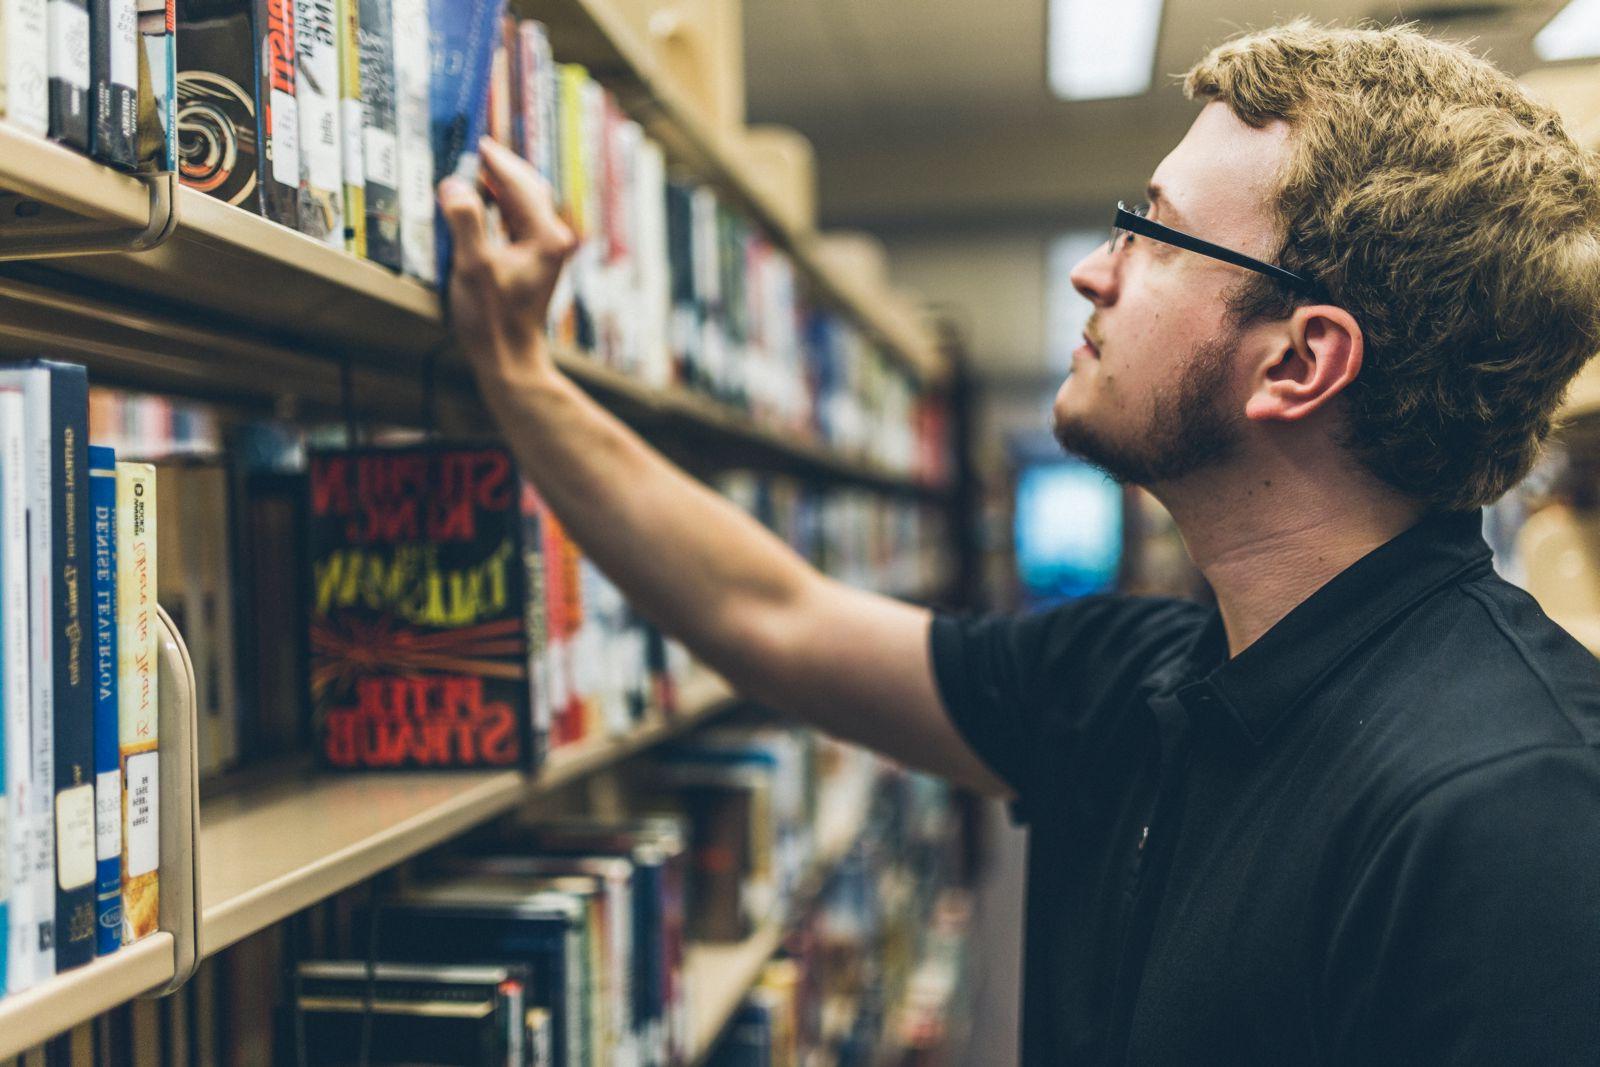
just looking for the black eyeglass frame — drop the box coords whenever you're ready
[1111,201,1319,295]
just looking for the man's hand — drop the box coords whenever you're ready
[437,136,579,394]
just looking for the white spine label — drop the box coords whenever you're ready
[55,783,95,891]
[95,768,121,861]
[341,98,365,185]
[124,751,158,878]
[110,0,137,88]
[47,0,90,89]
[363,127,397,189]
[270,88,302,185]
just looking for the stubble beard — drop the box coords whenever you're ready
[1053,332,1243,487]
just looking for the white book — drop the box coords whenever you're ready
[391,0,433,283]
[115,462,158,944]
[2,0,49,134]
[633,137,670,389]
[0,368,55,986]
[295,0,344,247]
[0,387,35,993]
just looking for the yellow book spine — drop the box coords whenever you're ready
[338,0,368,257]
[115,462,159,944]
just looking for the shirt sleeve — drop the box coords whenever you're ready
[1321,745,1600,1064]
[928,595,1205,818]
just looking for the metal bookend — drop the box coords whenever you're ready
[0,170,179,261]
[142,603,203,997]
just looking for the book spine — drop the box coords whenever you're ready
[518,481,550,768]
[356,0,399,269]
[390,0,432,283]
[253,0,301,227]
[134,0,176,172]
[424,0,505,286]
[293,0,342,246]
[47,0,89,148]
[0,389,21,992]
[173,0,260,207]
[115,462,158,944]
[88,446,121,958]
[335,0,364,256]
[42,363,95,971]
[90,0,137,167]
[4,0,50,134]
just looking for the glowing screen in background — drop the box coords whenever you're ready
[1015,462,1123,600]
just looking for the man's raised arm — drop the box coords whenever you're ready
[436,137,1009,797]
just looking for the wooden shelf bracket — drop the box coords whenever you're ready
[0,170,179,261]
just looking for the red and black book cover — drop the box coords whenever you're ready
[306,445,536,771]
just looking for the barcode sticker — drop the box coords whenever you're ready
[124,751,158,878]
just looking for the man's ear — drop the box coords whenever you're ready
[1243,305,1363,423]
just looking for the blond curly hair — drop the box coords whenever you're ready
[1186,20,1600,511]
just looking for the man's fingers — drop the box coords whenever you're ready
[479,137,577,259]
[439,176,491,272]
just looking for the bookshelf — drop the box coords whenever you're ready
[199,669,737,957]
[686,774,874,1063]
[0,0,971,1057]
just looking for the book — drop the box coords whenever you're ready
[115,461,158,944]
[373,882,587,1067]
[253,0,300,227]
[88,445,122,958]
[334,0,363,255]
[293,0,342,245]
[390,0,431,282]
[135,0,176,172]
[295,961,533,1066]
[2,0,49,134]
[47,0,89,148]
[515,20,555,186]
[0,361,92,976]
[306,446,536,771]
[426,0,505,285]
[0,386,22,991]
[174,0,262,208]
[90,0,137,167]
[355,0,399,269]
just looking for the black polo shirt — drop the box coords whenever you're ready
[931,510,1600,1065]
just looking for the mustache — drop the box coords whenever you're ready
[1084,317,1105,350]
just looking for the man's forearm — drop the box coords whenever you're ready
[483,357,819,685]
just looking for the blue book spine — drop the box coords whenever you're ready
[427,0,506,286]
[41,361,97,971]
[88,446,122,958]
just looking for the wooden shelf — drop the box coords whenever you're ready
[198,671,737,958]
[686,779,873,1063]
[520,0,943,384]
[0,934,176,1059]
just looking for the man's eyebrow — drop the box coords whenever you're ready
[1146,183,1185,228]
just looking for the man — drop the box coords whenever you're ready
[437,20,1600,1065]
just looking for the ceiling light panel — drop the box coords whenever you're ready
[1536,0,1600,61]
[1049,0,1164,101]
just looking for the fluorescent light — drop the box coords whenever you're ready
[1536,0,1600,62]
[1049,0,1164,101]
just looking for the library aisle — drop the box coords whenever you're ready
[3,0,1600,1065]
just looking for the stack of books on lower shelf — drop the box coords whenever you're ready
[0,360,163,999]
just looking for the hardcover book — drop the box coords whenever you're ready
[306,446,536,771]
[390,0,432,282]
[90,0,138,166]
[175,0,262,208]
[295,960,532,1066]
[3,0,50,135]
[135,0,176,172]
[334,0,363,254]
[115,461,158,944]
[0,360,94,973]
[355,0,399,269]
[0,386,23,990]
[252,0,300,226]
[88,445,122,958]
[292,0,342,245]
[373,883,586,1067]
[47,0,90,148]
[426,0,505,285]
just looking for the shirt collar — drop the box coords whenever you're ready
[1165,509,1493,746]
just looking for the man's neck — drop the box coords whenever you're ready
[1159,469,1427,657]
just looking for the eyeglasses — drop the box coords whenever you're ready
[1109,201,1319,295]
